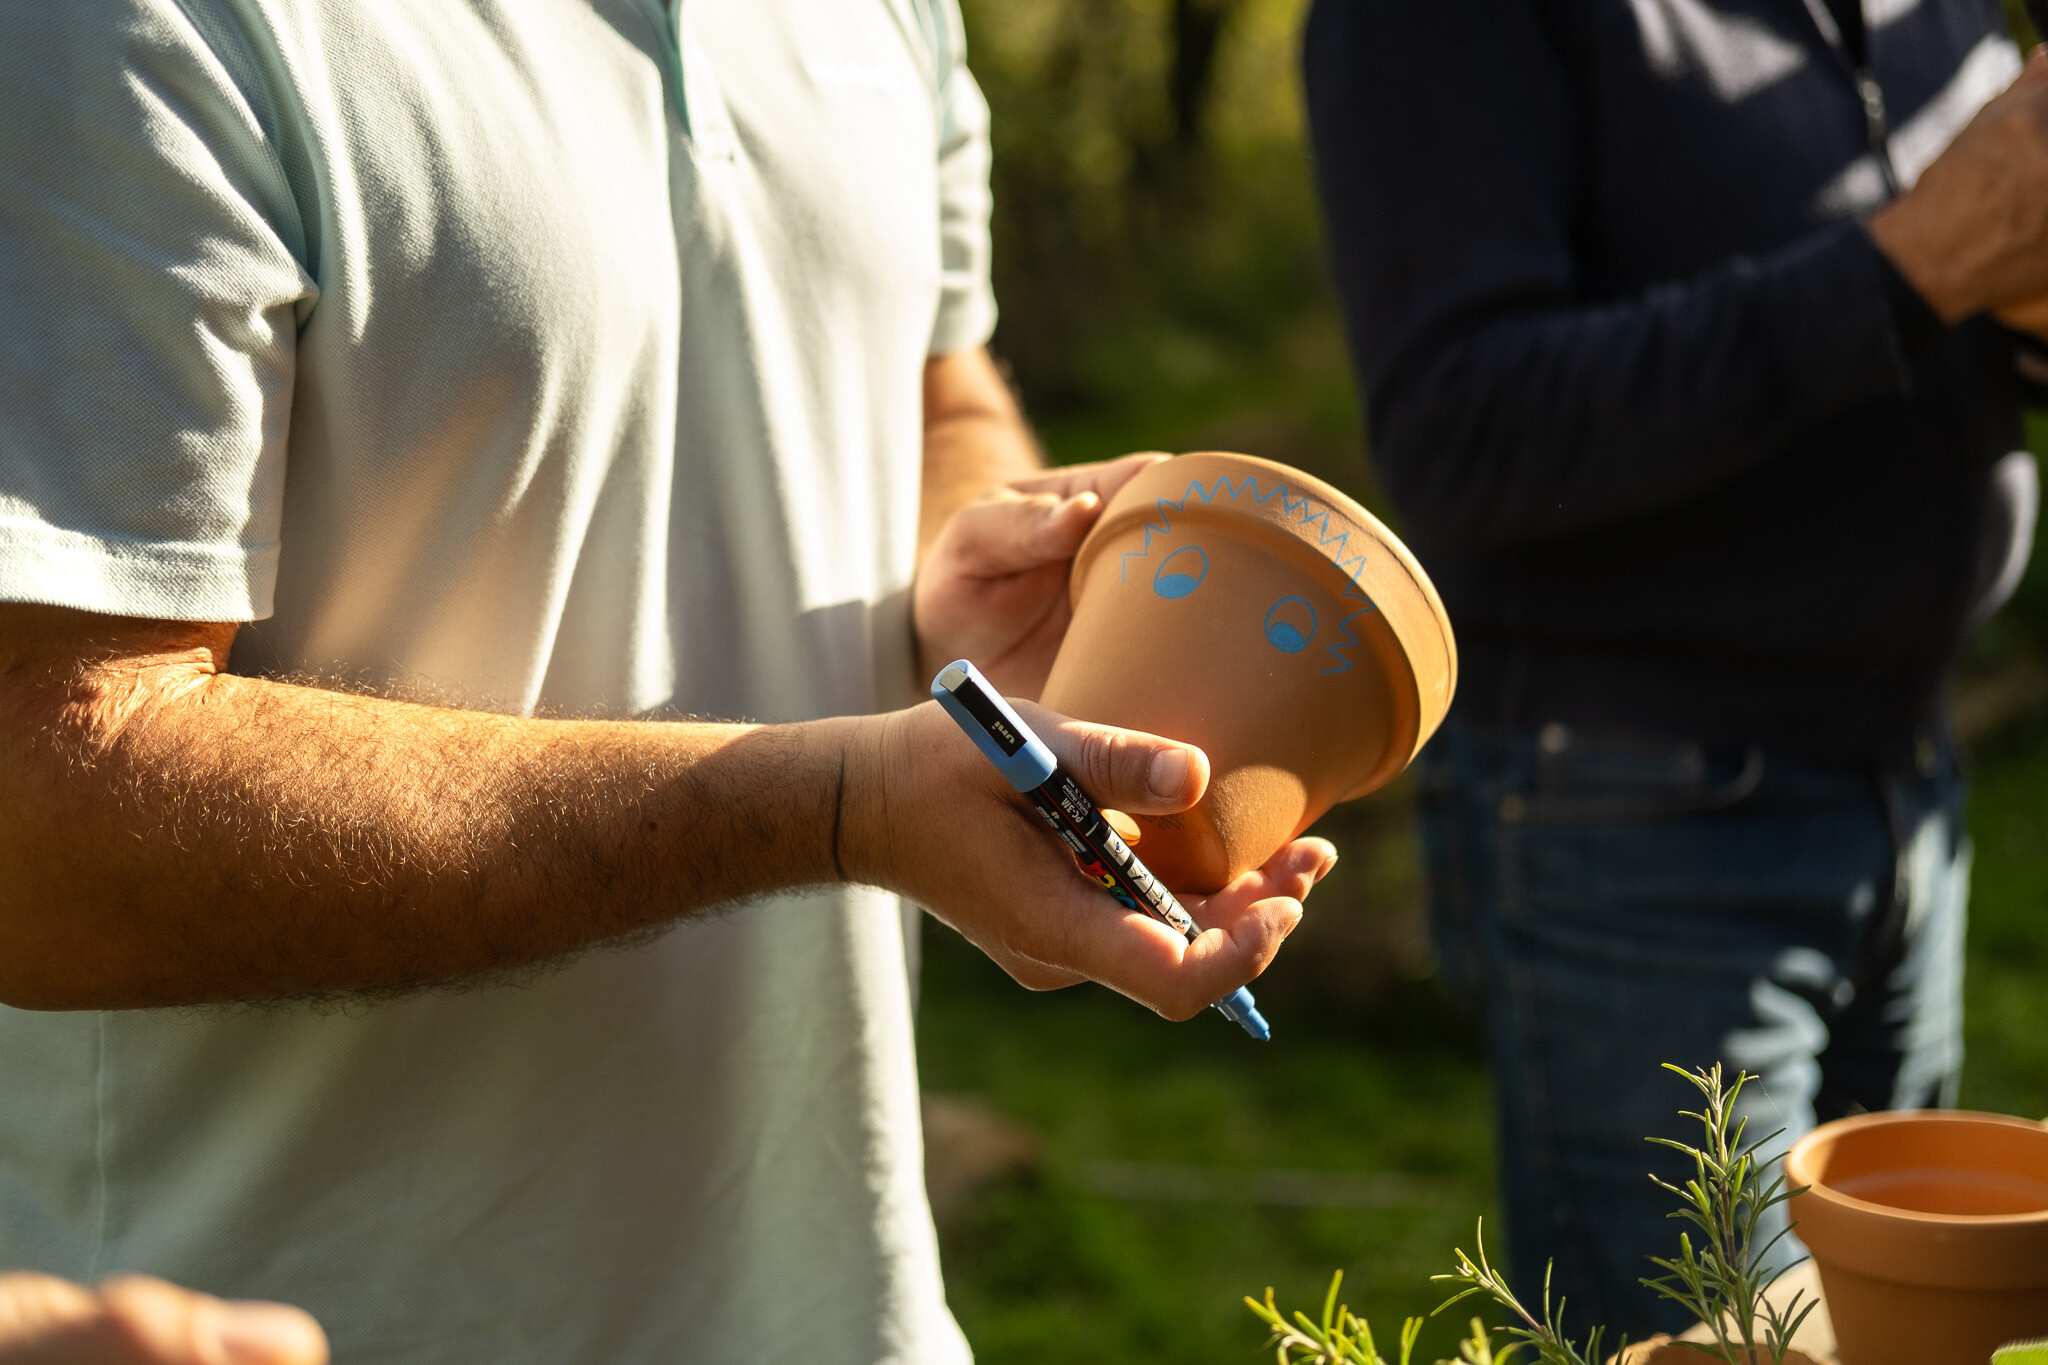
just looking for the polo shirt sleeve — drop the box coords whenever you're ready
[925,0,997,357]
[0,0,314,623]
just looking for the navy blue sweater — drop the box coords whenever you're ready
[1304,0,2031,761]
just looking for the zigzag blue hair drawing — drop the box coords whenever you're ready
[1117,475,1379,674]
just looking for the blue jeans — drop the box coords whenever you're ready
[1416,721,1968,1338]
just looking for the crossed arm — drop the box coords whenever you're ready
[0,348,1328,1014]
[1307,11,2048,557]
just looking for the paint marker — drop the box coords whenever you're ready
[931,659,1270,1041]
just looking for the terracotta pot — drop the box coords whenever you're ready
[1038,452,1456,892]
[1786,1110,2048,1365]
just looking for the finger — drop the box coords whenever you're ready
[1997,292,2048,332]
[1015,702,1210,816]
[98,1277,327,1365]
[1126,840,1335,1016]
[1183,838,1337,933]
[936,490,1102,579]
[1009,837,1334,1020]
[0,1272,104,1361]
[1007,451,1171,504]
[1040,877,1297,1021]
[1135,842,1339,1013]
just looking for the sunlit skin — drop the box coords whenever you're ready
[0,1274,326,1365]
[1869,47,2048,333]
[0,346,1332,1018]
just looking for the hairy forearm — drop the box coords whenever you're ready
[918,348,1042,562]
[0,610,858,1009]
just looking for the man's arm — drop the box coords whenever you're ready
[1303,0,2048,558]
[918,348,1045,561]
[0,605,845,1007]
[0,603,1325,1013]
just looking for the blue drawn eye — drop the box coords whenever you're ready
[1263,596,1317,653]
[1152,546,1208,599]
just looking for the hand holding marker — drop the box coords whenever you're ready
[931,660,1271,1040]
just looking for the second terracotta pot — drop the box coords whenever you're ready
[1039,452,1456,893]
[1785,1109,2048,1365]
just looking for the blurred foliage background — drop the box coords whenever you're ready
[966,0,1365,490]
[916,1,2048,1361]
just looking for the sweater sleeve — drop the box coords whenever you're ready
[1302,0,1921,556]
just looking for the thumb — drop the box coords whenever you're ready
[938,489,1102,579]
[99,1277,328,1365]
[1015,701,1209,817]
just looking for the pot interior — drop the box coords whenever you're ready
[1807,1118,2048,1216]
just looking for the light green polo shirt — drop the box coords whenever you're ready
[0,0,991,1359]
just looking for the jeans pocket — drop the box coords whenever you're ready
[1507,732,1764,826]
[1490,731,1767,937]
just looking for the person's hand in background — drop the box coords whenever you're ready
[1994,289,2048,338]
[1871,46,2048,331]
[0,1274,325,1365]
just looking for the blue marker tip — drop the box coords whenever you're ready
[1216,987,1270,1042]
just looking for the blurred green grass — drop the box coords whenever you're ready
[916,919,1495,1364]
[918,703,2048,1365]
[1958,712,2048,1121]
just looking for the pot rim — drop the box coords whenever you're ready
[1786,1109,2048,1227]
[1070,449,1457,722]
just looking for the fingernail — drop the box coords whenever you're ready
[1315,851,1340,882]
[212,1302,326,1364]
[1148,748,1190,799]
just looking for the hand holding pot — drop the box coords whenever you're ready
[914,453,1168,700]
[842,697,1334,1020]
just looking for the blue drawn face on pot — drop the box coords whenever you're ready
[1113,470,1381,678]
[1152,545,1208,599]
[1262,596,1317,654]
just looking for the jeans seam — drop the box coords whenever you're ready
[1492,785,1602,1315]
[1499,934,1607,1325]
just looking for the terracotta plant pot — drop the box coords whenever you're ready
[1786,1110,2048,1365]
[1039,452,1456,892]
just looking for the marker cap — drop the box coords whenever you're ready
[931,660,1058,792]
[1215,987,1269,1041]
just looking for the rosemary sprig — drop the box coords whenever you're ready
[1431,1221,1617,1365]
[1244,1271,1425,1365]
[1639,1064,1816,1365]
[1243,1063,1816,1365]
